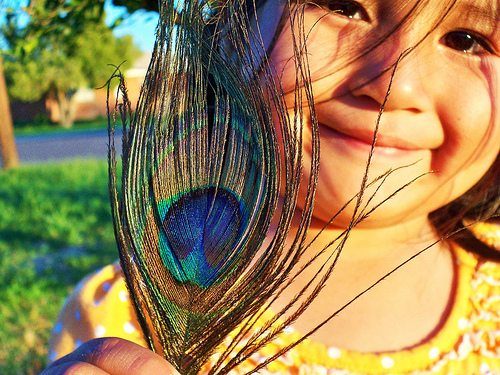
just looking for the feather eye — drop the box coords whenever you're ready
[159,186,247,287]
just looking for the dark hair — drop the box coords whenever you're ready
[430,153,500,260]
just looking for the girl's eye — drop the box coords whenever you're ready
[325,0,368,21]
[444,31,491,54]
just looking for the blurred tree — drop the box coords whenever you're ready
[0,54,19,169]
[2,0,141,128]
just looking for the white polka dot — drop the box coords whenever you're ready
[327,347,342,359]
[283,326,294,334]
[74,281,84,292]
[94,325,106,337]
[75,339,83,348]
[119,290,129,302]
[103,282,111,292]
[123,321,136,334]
[75,309,81,321]
[480,363,490,373]
[458,317,469,330]
[49,350,58,362]
[53,322,63,334]
[381,356,395,369]
[429,347,440,359]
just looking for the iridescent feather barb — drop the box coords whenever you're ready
[106,1,404,374]
[108,1,319,373]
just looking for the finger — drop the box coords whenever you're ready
[86,337,180,375]
[40,361,110,375]
[45,337,179,375]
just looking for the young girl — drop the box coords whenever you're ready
[42,0,500,373]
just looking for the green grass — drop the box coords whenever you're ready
[14,117,109,136]
[0,159,119,375]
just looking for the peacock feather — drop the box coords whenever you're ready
[107,1,413,374]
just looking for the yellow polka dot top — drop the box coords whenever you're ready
[49,224,500,374]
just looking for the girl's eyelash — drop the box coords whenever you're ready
[316,0,369,21]
[443,30,494,55]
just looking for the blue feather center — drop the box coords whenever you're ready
[159,187,246,288]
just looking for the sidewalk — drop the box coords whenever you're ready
[6,128,123,166]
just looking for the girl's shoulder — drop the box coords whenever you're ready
[47,262,147,363]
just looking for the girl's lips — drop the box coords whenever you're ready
[319,123,423,158]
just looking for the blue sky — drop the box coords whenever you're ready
[0,0,159,52]
[104,0,159,51]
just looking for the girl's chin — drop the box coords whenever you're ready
[306,165,437,229]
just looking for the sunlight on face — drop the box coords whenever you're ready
[268,0,500,228]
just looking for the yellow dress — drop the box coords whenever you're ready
[48,224,500,374]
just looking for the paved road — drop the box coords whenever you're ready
[12,128,123,165]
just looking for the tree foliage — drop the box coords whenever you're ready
[2,0,140,128]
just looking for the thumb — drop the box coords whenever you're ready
[41,337,180,375]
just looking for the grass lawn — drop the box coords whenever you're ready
[14,117,109,136]
[0,159,119,375]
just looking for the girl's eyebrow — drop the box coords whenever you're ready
[458,2,500,30]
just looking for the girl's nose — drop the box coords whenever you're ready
[347,42,433,113]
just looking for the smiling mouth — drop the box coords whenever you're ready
[317,123,424,159]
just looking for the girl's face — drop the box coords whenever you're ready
[269,0,500,228]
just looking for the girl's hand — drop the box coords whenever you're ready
[40,337,180,375]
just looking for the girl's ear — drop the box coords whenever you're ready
[248,0,287,64]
